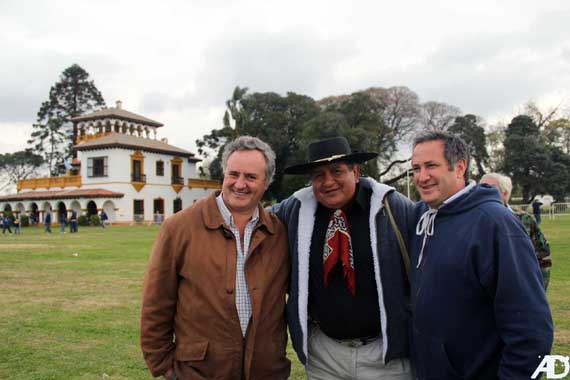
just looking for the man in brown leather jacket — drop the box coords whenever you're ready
[141,136,290,380]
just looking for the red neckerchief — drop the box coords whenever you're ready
[323,208,355,296]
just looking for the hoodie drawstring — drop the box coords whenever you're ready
[415,208,438,268]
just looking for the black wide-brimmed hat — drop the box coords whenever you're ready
[284,136,378,175]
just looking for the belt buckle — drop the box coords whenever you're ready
[337,338,364,348]
[347,340,362,348]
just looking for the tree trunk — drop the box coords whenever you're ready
[72,121,78,158]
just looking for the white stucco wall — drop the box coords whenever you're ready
[75,147,214,222]
[1,147,216,224]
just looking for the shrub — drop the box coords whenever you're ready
[78,215,89,226]
[90,215,101,226]
[20,214,29,227]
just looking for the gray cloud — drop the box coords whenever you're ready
[136,28,356,117]
[351,9,570,121]
[192,28,356,105]
[0,49,121,122]
[4,0,570,154]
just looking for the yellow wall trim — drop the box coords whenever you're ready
[188,178,221,190]
[18,175,82,191]
[130,150,146,192]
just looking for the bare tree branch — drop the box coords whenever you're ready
[384,169,412,185]
[378,158,410,177]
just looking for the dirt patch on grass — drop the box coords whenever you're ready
[0,243,49,250]
[555,330,570,344]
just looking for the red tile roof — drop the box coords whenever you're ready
[0,189,124,202]
[74,133,201,161]
[71,106,163,127]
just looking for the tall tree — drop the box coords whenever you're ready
[199,86,466,199]
[28,64,105,173]
[485,122,506,172]
[419,101,461,131]
[196,87,319,200]
[501,115,570,202]
[224,86,249,137]
[363,86,421,141]
[196,86,251,179]
[543,146,570,201]
[503,115,541,202]
[448,114,489,178]
[543,118,570,154]
[322,92,392,168]
[0,150,44,192]
[522,100,561,128]
[28,117,66,176]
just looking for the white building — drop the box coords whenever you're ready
[0,101,220,225]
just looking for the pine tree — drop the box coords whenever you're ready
[28,64,105,174]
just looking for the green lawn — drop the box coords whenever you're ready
[0,216,568,379]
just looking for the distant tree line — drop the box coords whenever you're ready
[2,64,570,203]
[197,87,570,203]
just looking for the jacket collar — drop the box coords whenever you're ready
[202,191,275,234]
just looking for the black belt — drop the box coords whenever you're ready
[333,335,380,348]
[309,317,380,348]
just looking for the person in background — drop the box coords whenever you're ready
[410,131,552,380]
[154,211,163,226]
[100,210,108,228]
[13,216,21,234]
[480,173,552,290]
[44,212,52,234]
[69,210,78,233]
[60,212,67,233]
[2,215,12,235]
[532,197,543,224]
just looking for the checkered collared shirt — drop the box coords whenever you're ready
[216,194,259,337]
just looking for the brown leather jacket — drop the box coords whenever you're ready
[141,193,291,380]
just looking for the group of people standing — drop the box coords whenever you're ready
[57,210,79,233]
[2,209,109,234]
[42,210,78,233]
[140,133,553,380]
[1,215,21,235]
[43,209,107,233]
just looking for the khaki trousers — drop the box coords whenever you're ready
[306,327,413,380]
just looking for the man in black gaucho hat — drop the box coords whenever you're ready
[272,136,414,380]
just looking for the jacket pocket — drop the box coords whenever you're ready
[175,341,208,361]
[412,329,461,380]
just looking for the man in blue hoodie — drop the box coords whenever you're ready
[410,131,553,380]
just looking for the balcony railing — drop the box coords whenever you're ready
[171,176,184,185]
[187,178,222,190]
[17,175,82,191]
[131,173,147,183]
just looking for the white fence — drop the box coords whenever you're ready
[513,203,570,219]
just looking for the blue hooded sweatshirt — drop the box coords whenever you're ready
[410,184,553,380]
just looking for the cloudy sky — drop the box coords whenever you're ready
[2,0,570,155]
